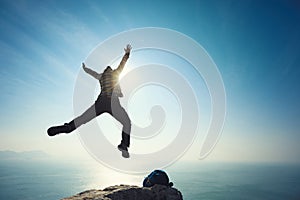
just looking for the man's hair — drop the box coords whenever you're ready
[105,66,112,71]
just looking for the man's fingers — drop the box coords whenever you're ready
[125,44,132,51]
[124,44,132,53]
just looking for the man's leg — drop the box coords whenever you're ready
[69,95,111,130]
[111,99,131,148]
[48,98,106,136]
[65,103,98,133]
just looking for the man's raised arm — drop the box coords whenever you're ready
[115,44,132,74]
[82,63,102,80]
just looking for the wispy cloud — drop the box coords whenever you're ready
[0,1,108,95]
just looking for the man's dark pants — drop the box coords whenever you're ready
[67,94,131,147]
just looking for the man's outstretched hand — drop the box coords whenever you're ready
[82,62,86,69]
[124,44,132,54]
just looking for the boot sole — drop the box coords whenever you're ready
[118,146,130,158]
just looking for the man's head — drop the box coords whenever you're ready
[104,66,112,72]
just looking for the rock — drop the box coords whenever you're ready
[62,184,183,200]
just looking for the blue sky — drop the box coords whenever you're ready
[0,0,300,163]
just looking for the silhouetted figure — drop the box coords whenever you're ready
[47,44,132,158]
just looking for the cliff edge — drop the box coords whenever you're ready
[62,184,183,200]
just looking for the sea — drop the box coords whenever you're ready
[0,158,299,200]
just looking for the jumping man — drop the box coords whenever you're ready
[47,44,132,158]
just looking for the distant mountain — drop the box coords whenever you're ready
[0,150,50,160]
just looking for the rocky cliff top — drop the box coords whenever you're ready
[62,184,183,200]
